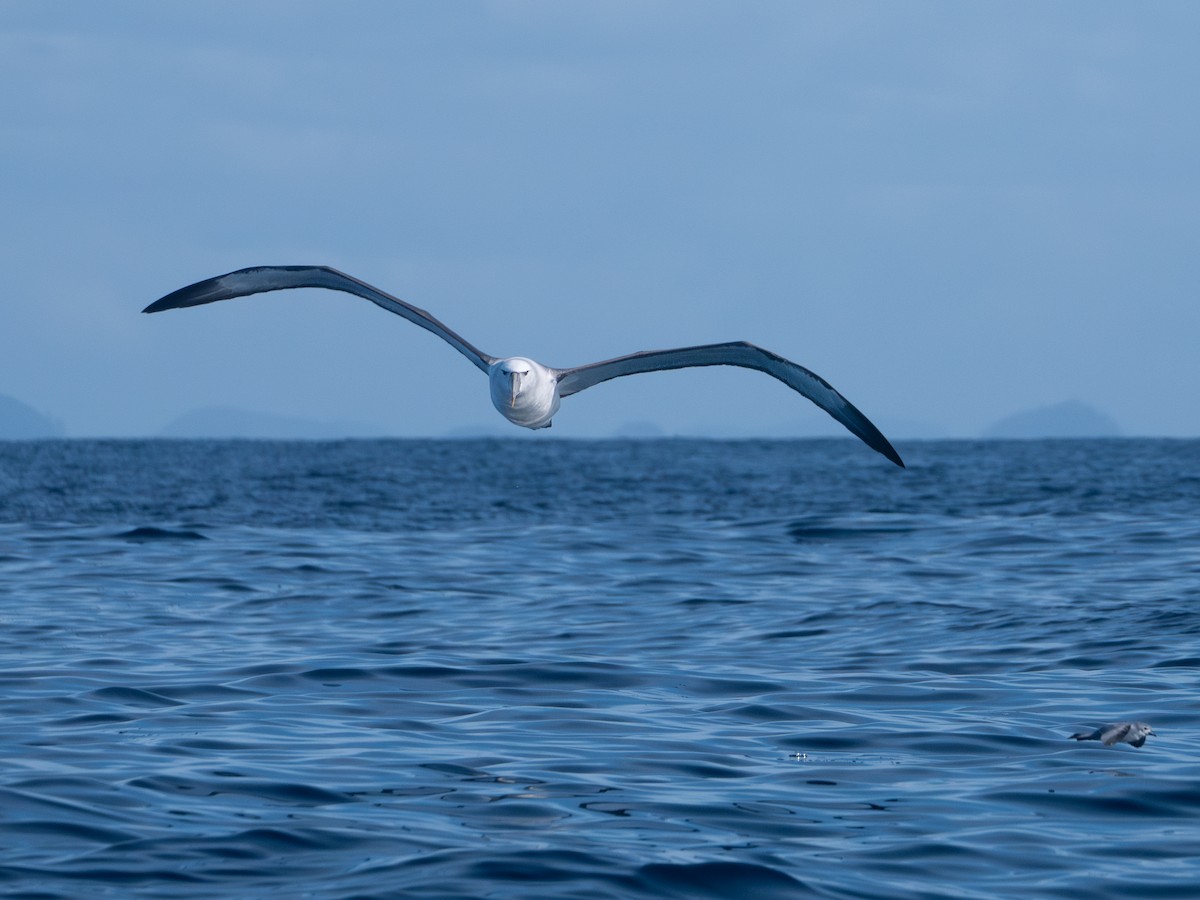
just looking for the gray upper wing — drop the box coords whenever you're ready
[1100,723,1133,746]
[556,341,903,467]
[144,265,495,373]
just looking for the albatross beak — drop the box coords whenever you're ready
[510,372,521,406]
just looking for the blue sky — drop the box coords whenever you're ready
[3,2,1197,437]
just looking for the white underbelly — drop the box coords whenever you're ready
[490,385,560,429]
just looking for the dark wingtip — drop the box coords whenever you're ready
[845,427,905,468]
[847,410,905,468]
[142,283,205,314]
[142,273,237,314]
[143,266,331,315]
[875,439,905,468]
[142,282,216,314]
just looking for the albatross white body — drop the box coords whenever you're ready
[490,357,560,429]
[144,265,904,467]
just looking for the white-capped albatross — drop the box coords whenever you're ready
[144,265,904,467]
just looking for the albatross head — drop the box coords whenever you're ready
[488,357,560,429]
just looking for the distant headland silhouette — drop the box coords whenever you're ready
[0,394,63,439]
[982,400,1121,439]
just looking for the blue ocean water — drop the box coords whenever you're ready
[0,438,1198,898]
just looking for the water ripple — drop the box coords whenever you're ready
[0,439,1198,897]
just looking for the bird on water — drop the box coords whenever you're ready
[144,265,904,467]
[1070,722,1156,748]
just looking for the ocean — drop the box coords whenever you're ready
[1,438,1197,898]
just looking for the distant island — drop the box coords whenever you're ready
[0,394,63,439]
[0,395,1137,441]
[982,400,1121,439]
[159,407,394,439]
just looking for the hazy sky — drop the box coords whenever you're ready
[3,2,1198,438]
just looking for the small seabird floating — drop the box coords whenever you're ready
[144,266,903,467]
[1070,722,1156,748]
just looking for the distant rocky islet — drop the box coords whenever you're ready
[0,394,1128,440]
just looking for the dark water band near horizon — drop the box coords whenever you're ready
[1,438,1198,898]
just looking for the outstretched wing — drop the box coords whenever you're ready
[1100,723,1133,746]
[144,265,495,373]
[556,341,903,467]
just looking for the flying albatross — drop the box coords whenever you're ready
[144,266,904,467]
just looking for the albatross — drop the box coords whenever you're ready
[144,266,904,467]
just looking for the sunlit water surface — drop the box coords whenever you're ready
[1,439,1198,898]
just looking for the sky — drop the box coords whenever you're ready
[2,1,1198,439]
